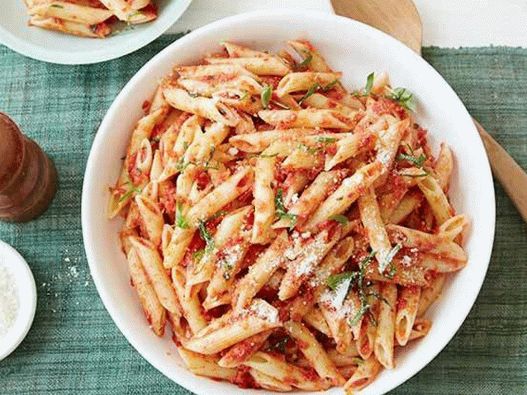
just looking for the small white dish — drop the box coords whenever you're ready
[0,0,192,65]
[0,240,37,361]
[82,10,496,394]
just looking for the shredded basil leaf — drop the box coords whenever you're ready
[326,271,357,291]
[50,4,64,8]
[192,249,205,262]
[298,83,320,105]
[316,137,337,144]
[379,243,402,274]
[400,171,428,178]
[397,152,426,168]
[387,87,417,111]
[328,214,349,224]
[176,202,190,229]
[118,180,142,203]
[197,220,215,253]
[261,85,272,109]
[322,79,339,92]
[298,53,313,68]
[275,189,297,229]
[364,72,375,95]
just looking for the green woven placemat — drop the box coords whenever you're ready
[0,36,526,394]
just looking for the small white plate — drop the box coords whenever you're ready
[0,0,192,65]
[0,240,37,361]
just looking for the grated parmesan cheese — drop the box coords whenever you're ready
[402,255,413,267]
[227,147,239,156]
[290,193,299,204]
[0,264,19,338]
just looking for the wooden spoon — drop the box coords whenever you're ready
[333,0,527,222]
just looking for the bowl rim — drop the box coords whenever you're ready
[0,0,192,65]
[82,9,496,394]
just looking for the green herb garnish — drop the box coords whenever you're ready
[387,87,416,111]
[198,220,215,253]
[298,83,320,105]
[326,271,357,291]
[50,4,64,8]
[275,189,297,229]
[176,202,190,229]
[298,53,313,68]
[364,72,375,95]
[316,137,337,144]
[192,249,205,262]
[298,143,321,155]
[328,214,349,224]
[400,172,428,178]
[322,79,339,92]
[261,85,272,109]
[118,180,142,203]
[379,243,402,276]
[397,152,426,168]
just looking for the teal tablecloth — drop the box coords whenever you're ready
[0,36,526,394]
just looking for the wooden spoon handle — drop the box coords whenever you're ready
[474,119,527,221]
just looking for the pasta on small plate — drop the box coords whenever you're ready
[107,40,470,393]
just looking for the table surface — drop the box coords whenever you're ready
[170,0,527,47]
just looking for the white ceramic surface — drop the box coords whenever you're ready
[0,0,192,64]
[0,240,37,361]
[82,10,496,395]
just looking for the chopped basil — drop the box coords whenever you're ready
[328,214,349,224]
[297,143,321,155]
[397,152,426,168]
[387,87,417,111]
[379,243,402,274]
[192,249,205,262]
[316,136,337,144]
[261,85,272,109]
[275,189,297,229]
[176,202,190,229]
[322,79,339,92]
[198,220,215,253]
[239,90,249,101]
[364,72,375,95]
[118,180,142,203]
[50,4,64,8]
[326,271,357,291]
[298,53,313,68]
[400,171,428,178]
[298,83,320,105]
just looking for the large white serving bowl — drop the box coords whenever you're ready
[82,10,496,395]
[0,0,191,64]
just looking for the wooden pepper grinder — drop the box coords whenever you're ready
[0,113,58,222]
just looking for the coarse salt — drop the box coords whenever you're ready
[0,264,19,338]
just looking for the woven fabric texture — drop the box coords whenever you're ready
[0,36,526,394]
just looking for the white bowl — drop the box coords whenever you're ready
[82,10,496,394]
[0,0,192,64]
[0,240,37,361]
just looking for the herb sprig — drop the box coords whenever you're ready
[275,189,297,229]
[261,85,272,109]
[198,220,215,253]
[118,180,142,203]
[328,214,349,224]
[387,87,417,111]
[176,202,190,229]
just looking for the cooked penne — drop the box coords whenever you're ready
[184,299,281,354]
[25,0,157,37]
[374,283,397,369]
[206,56,291,76]
[127,248,166,336]
[259,109,355,129]
[304,161,383,230]
[109,40,469,393]
[395,286,421,346]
